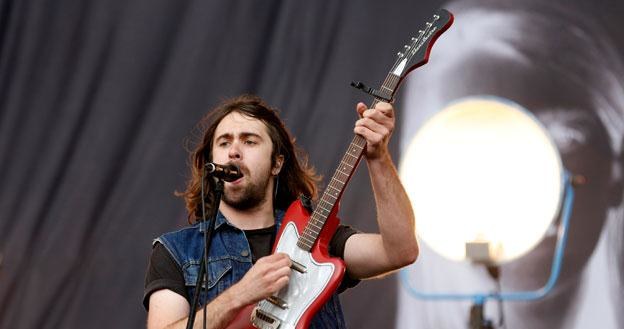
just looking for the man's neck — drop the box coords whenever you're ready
[218,201,275,230]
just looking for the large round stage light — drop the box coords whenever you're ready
[400,96,564,264]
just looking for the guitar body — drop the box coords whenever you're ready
[226,200,345,329]
[250,200,346,329]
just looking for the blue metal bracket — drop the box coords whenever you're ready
[400,171,575,306]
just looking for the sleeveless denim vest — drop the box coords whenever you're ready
[155,210,347,328]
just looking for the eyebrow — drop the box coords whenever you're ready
[214,132,264,141]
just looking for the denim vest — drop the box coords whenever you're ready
[155,210,347,328]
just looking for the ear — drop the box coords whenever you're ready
[272,155,284,176]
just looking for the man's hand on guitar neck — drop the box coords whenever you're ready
[147,253,292,329]
[354,101,395,160]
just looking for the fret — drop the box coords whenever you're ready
[307,221,322,230]
[338,162,352,168]
[336,169,349,178]
[321,197,336,206]
[333,170,347,178]
[306,230,320,239]
[346,151,359,160]
[335,168,350,176]
[327,184,340,193]
[297,240,312,250]
[305,229,319,238]
[347,145,362,154]
[323,187,338,196]
[299,232,310,243]
[337,164,354,172]
[314,210,328,219]
[339,161,354,169]
[345,152,358,160]
[299,233,315,245]
[316,203,330,216]
[326,193,339,200]
[309,216,321,226]
[303,225,316,235]
[324,193,337,201]
[308,218,322,229]
[325,185,340,197]
[319,198,333,206]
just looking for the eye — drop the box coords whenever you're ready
[217,141,230,147]
[244,139,257,145]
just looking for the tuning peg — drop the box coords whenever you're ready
[397,52,404,57]
[426,22,432,28]
[404,45,410,50]
[411,37,417,42]
[433,14,440,19]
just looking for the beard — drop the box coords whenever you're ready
[222,170,272,210]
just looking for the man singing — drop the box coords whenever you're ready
[143,95,418,328]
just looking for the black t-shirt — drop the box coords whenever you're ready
[143,224,360,310]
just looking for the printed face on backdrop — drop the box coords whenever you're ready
[398,2,624,327]
[400,0,624,288]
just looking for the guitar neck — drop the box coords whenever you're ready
[296,73,401,251]
[294,8,453,251]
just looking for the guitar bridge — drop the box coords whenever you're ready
[251,307,281,329]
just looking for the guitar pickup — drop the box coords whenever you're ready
[289,259,307,273]
[266,295,289,309]
[251,307,281,329]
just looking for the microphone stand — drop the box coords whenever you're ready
[186,168,224,329]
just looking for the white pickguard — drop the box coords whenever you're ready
[252,222,335,329]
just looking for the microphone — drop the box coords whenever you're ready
[205,163,243,182]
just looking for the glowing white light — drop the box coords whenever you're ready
[400,97,563,263]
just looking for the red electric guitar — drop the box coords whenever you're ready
[229,9,453,329]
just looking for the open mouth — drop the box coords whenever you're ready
[228,176,244,185]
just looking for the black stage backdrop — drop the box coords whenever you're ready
[0,1,441,328]
[2,1,624,329]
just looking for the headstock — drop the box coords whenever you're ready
[391,9,454,78]
[351,9,453,103]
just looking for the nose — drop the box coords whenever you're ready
[228,141,242,160]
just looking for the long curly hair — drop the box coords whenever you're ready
[178,95,320,222]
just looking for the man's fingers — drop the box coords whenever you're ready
[256,253,292,279]
[273,276,290,291]
[358,102,394,117]
[354,116,389,151]
[356,102,367,117]
[267,265,292,280]
[258,253,291,265]
[374,102,394,116]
